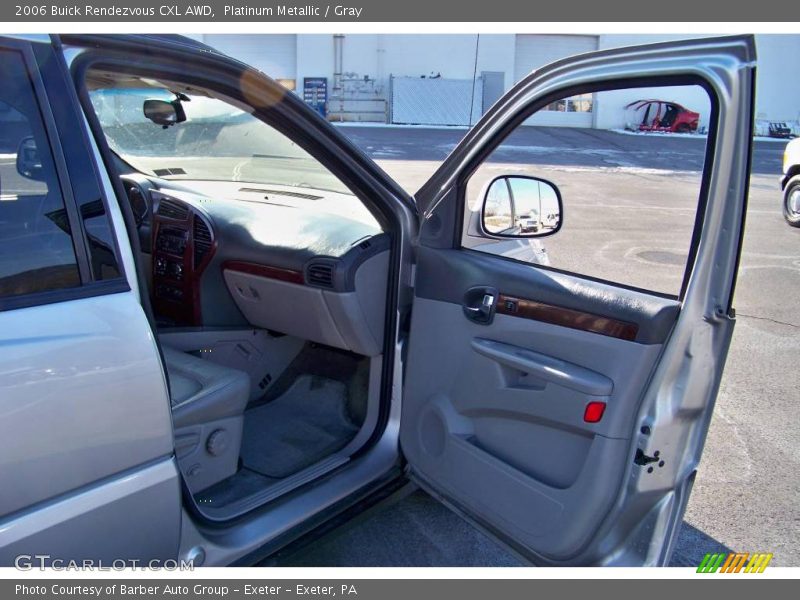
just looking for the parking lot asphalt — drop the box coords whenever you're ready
[281,125,798,567]
[339,124,783,176]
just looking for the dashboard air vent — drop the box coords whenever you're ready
[157,198,189,220]
[306,262,335,288]
[193,217,213,267]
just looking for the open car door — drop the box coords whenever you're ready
[400,36,755,566]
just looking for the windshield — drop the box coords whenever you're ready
[89,88,350,194]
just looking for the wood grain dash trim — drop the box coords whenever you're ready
[496,294,639,341]
[223,261,305,285]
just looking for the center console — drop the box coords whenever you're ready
[152,191,215,326]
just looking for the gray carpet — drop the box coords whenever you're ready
[277,489,523,567]
[275,489,721,567]
[241,374,358,479]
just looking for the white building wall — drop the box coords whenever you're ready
[382,34,515,84]
[192,34,298,82]
[595,34,800,129]
[297,34,516,98]
[296,34,332,88]
[514,35,599,127]
[751,34,800,122]
[190,33,798,128]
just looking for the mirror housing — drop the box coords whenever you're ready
[481,175,562,238]
[143,98,186,127]
[16,136,44,181]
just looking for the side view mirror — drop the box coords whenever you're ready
[481,175,563,238]
[143,98,186,128]
[16,136,44,181]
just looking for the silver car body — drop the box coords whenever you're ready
[0,34,755,567]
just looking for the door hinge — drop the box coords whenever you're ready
[711,305,736,321]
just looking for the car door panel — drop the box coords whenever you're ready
[402,36,755,565]
[0,293,175,519]
[0,459,180,565]
[0,36,180,565]
[404,293,664,558]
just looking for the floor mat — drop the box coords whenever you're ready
[270,489,712,567]
[272,489,524,567]
[241,374,358,479]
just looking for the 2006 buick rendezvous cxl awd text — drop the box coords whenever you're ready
[0,34,755,566]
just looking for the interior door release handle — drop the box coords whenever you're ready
[471,338,614,396]
[465,294,495,313]
[463,286,498,325]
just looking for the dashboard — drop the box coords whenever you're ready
[151,190,216,325]
[122,176,389,357]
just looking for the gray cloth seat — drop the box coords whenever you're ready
[161,346,250,493]
[162,345,250,429]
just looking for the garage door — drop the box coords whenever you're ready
[202,34,297,86]
[514,35,598,128]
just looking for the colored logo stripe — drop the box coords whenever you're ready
[697,552,772,573]
[720,553,749,573]
[697,553,725,572]
[745,553,773,573]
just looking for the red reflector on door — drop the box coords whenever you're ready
[584,402,606,423]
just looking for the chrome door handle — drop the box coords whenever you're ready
[463,286,498,325]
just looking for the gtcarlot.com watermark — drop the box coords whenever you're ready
[14,554,195,571]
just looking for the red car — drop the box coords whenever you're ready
[625,99,700,133]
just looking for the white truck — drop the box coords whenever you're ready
[782,136,800,227]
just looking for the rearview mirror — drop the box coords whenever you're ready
[143,98,186,127]
[482,175,562,238]
[16,136,44,181]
